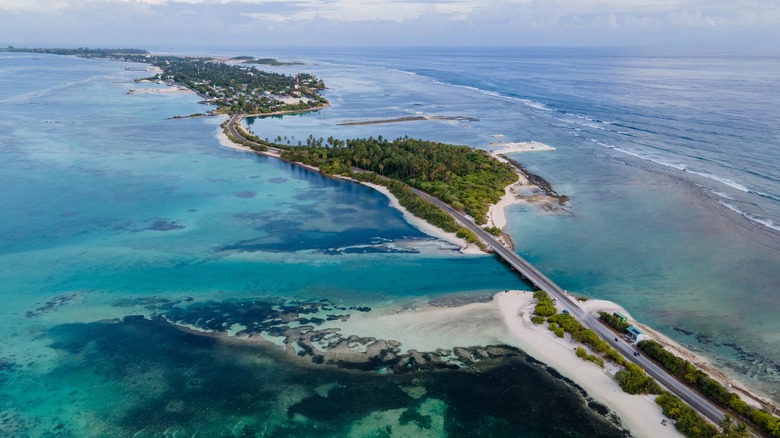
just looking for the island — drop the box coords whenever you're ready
[9,46,780,438]
[1,46,328,116]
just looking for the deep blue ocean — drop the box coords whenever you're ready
[1,47,779,436]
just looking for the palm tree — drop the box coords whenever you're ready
[718,415,734,435]
[731,422,749,438]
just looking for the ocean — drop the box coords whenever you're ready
[241,45,780,399]
[0,46,778,436]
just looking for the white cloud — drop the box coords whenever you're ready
[0,0,777,46]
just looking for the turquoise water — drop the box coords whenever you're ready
[240,47,780,402]
[3,46,780,435]
[1,54,631,437]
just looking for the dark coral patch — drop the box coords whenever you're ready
[234,191,257,198]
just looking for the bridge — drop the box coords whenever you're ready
[226,113,728,427]
[413,188,727,425]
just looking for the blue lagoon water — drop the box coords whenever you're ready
[243,46,780,399]
[2,47,780,435]
[1,53,627,437]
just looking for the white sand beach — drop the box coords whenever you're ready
[490,141,556,154]
[331,291,681,438]
[580,299,769,410]
[361,182,483,254]
[214,125,481,254]
[485,173,526,229]
[128,86,195,95]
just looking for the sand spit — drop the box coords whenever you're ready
[127,86,195,95]
[162,290,680,437]
[337,115,479,126]
[338,292,680,438]
[489,141,556,154]
[485,144,568,229]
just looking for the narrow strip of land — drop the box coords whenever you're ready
[412,188,727,425]
[226,112,728,427]
[337,115,479,126]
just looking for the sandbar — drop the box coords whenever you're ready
[338,115,479,126]
[490,141,556,154]
[330,291,681,438]
[128,86,195,95]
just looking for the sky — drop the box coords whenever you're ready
[0,0,778,48]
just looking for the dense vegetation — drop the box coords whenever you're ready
[656,392,720,438]
[639,340,780,437]
[233,57,304,66]
[576,346,605,368]
[279,136,518,224]
[161,59,326,114]
[532,291,628,368]
[3,47,327,115]
[0,47,148,58]
[598,311,631,333]
[615,362,662,394]
[350,172,485,250]
[532,290,557,317]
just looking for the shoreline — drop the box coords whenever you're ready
[583,299,771,411]
[486,142,566,228]
[326,291,682,438]
[237,103,330,118]
[489,141,556,154]
[337,115,479,126]
[127,85,195,95]
[213,117,776,419]
[485,172,525,229]
[157,291,674,436]
[214,123,482,254]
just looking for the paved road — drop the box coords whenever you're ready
[227,113,284,155]
[225,116,727,426]
[412,187,727,425]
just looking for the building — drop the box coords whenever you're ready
[613,312,628,323]
[626,326,647,342]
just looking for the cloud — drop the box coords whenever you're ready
[0,0,777,47]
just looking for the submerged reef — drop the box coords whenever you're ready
[7,297,632,436]
[41,304,630,437]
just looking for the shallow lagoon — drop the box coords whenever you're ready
[245,47,780,402]
[0,53,627,436]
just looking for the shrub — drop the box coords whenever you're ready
[637,339,780,436]
[598,311,630,333]
[530,316,545,325]
[534,304,556,317]
[533,290,557,317]
[615,363,662,395]
[483,226,502,236]
[656,392,718,438]
[547,313,581,333]
[603,347,627,366]
[576,346,605,368]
